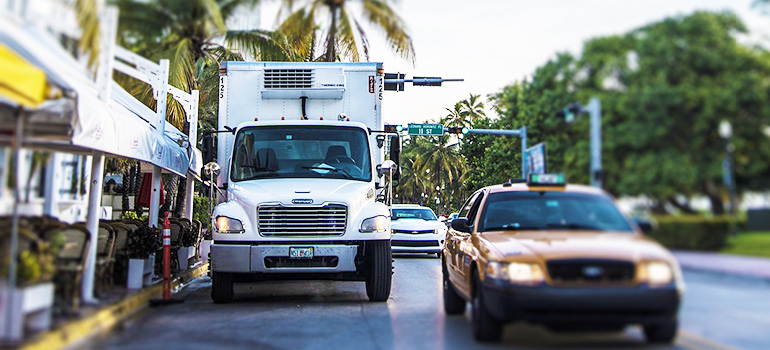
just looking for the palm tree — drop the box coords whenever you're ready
[409,136,466,213]
[113,0,300,216]
[277,0,415,62]
[443,94,485,129]
[113,0,299,127]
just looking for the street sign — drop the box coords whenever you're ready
[526,143,547,175]
[408,123,444,136]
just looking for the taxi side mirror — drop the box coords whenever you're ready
[633,217,655,234]
[451,217,470,233]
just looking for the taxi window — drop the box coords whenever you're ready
[458,192,481,220]
[478,192,633,233]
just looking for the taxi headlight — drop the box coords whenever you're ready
[360,215,388,233]
[486,262,544,284]
[641,261,674,286]
[215,216,244,234]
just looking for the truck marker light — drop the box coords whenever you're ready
[320,117,324,120]
[254,118,258,121]
[281,117,285,120]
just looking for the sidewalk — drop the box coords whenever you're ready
[673,251,770,280]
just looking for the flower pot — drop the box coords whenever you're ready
[177,247,195,270]
[0,282,54,344]
[199,240,212,262]
[127,254,156,289]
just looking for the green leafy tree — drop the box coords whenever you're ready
[277,0,415,62]
[486,11,770,214]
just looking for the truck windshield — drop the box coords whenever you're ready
[478,192,633,233]
[231,126,372,182]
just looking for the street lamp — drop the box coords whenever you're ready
[719,120,738,234]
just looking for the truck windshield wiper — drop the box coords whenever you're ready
[237,170,279,181]
[301,166,354,180]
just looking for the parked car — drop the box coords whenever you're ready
[442,174,684,343]
[390,204,447,257]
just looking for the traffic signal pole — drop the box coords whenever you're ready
[561,97,602,188]
[465,127,528,178]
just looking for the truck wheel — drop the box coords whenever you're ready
[472,273,503,342]
[365,240,392,302]
[443,259,465,315]
[211,272,234,304]
[644,320,678,343]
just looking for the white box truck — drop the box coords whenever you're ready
[208,62,399,303]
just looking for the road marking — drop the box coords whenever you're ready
[676,330,737,350]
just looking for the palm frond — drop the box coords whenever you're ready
[362,0,415,64]
[76,0,100,68]
[337,6,360,61]
[200,0,227,34]
[225,30,301,61]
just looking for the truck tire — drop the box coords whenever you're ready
[644,319,677,344]
[365,240,392,302]
[472,273,503,342]
[211,272,234,304]
[443,259,465,315]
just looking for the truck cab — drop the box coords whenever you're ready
[209,62,396,303]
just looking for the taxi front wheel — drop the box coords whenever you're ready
[442,260,465,315]
[644,320,678,343]
[472,274,503,342]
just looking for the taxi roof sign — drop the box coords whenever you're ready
[527,173,566,186]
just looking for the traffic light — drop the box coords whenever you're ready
[384,124,404,133]
[446,126,470,134]
[384,73,405,91]
[557,103,582,123]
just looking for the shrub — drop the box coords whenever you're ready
[648,215,734,251]
[126,226,162,259]
[193,196,211,230]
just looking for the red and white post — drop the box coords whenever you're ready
[162,212,171,300]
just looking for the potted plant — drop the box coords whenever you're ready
[0,228,64,344]
[125,226,162,289]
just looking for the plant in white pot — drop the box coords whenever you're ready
[0,228,64,344]
[125,226,162,289]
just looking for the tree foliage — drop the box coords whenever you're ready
[480,11,770,214]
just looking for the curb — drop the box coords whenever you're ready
[7,263,209,350]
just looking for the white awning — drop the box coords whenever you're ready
[0,20,193,177]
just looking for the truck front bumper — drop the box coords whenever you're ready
[211,243,360,273]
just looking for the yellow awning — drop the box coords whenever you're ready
[0,43,46,107]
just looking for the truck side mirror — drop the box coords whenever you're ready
[202,133,215,164]
[389,135,401,181]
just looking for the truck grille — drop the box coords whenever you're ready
[264,69,313,89]
[546,259,635,285]
[257,204,347,236]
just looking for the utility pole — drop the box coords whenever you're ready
[464,127,528,178]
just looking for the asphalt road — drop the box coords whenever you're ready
[80,256,769,350]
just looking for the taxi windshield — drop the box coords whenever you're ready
[478,192,633,233]
[392,208,438,221]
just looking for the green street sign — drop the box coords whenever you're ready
[408,123,444,136]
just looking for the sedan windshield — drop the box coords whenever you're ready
[231,126,371,182]
[478,192,633,233]
[392,208,438,221]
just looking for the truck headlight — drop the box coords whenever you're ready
[360,215,388,233]
[639,261,674,286]
[215,216,244,234]
[486,261,544,284]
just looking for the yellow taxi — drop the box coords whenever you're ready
[442,174,684,343]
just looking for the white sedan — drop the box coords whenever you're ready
[390,204,447,257]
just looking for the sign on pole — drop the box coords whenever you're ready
[408,123,444,136]
[526,143,546,176]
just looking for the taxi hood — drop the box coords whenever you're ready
[480,231,674,263]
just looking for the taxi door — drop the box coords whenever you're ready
[446,190,484,296]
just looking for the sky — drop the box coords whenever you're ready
[260,0,768,126]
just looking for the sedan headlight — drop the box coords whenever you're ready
[215,216,244,234]
[486,261,545,285]
[360,215,388,233]
[639,261,674,286]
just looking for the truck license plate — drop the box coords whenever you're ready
[289,247,314,259]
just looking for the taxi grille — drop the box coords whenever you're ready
[546,259,635,285]
[257,204,347,236]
